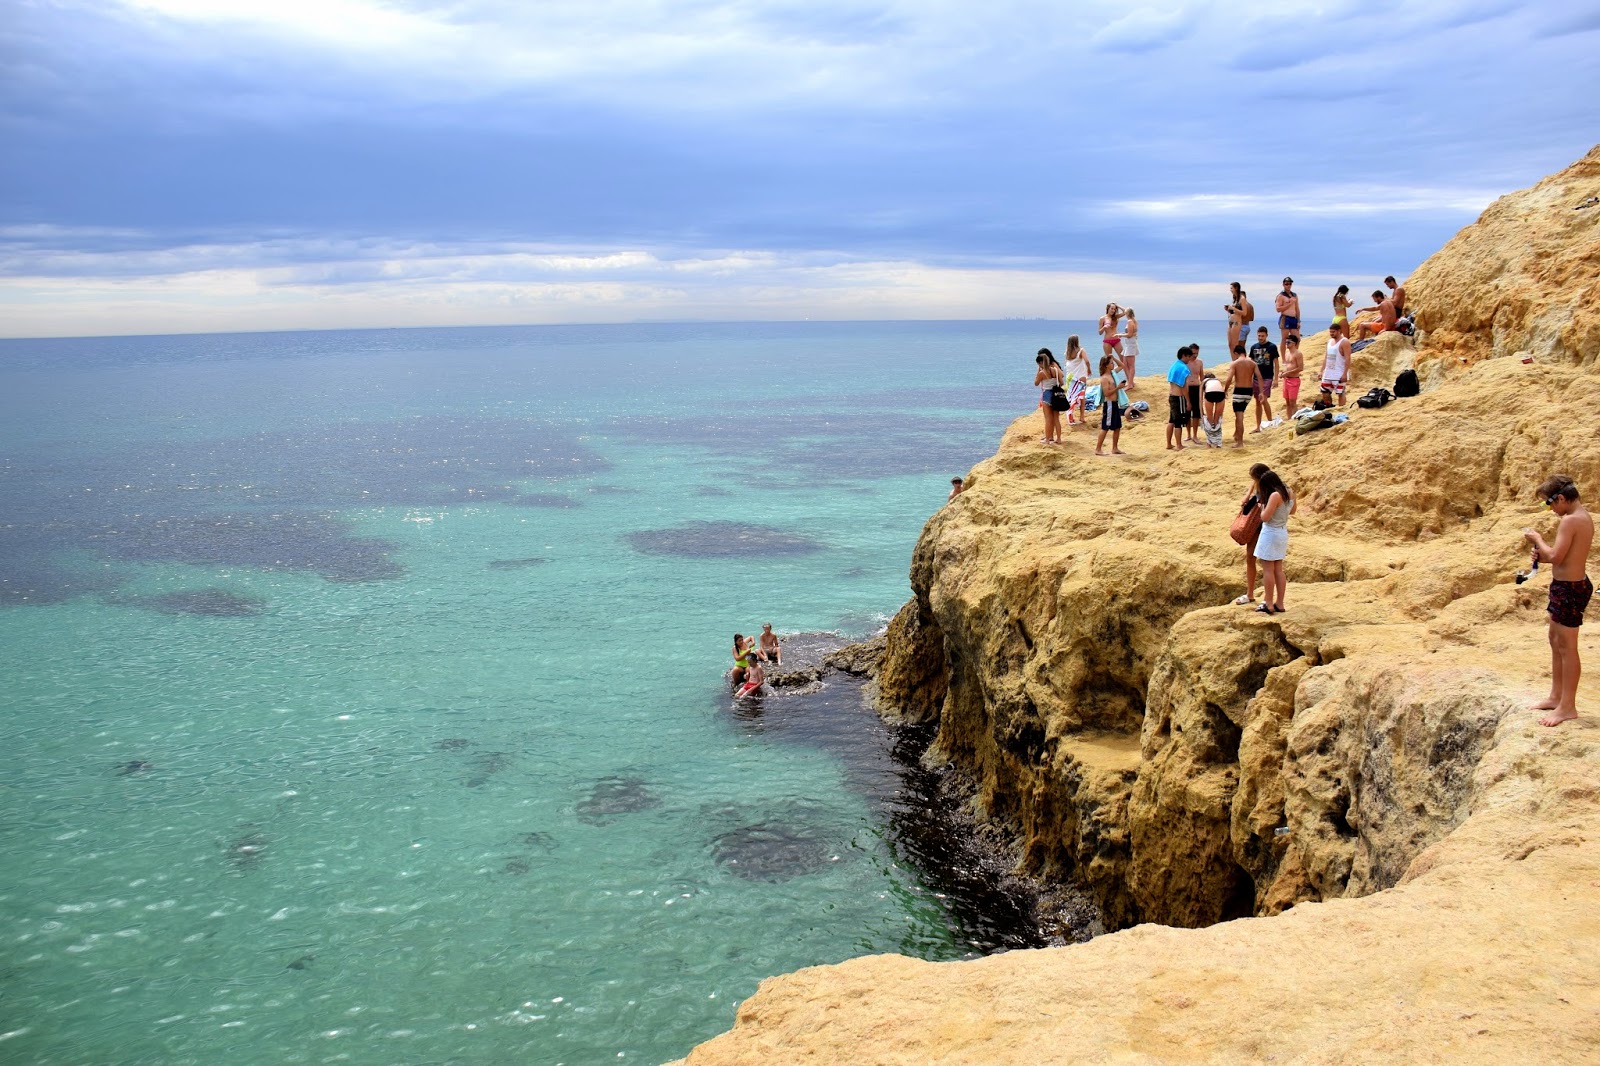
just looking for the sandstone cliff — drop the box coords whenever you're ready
[672,146,1600,1063]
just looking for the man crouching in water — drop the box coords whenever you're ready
[1524,475,1593,726]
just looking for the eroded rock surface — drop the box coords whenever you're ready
[672,146,1600,1063]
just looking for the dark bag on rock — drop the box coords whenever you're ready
[1356,387,1393,409]
[1394,368,1419,397]
[1229,493,1262,546]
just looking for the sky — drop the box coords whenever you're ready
[1,0,1597,337]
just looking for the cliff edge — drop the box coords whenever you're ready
[672,146,1600,1063]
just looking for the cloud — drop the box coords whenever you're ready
[1535,6,1600,38]
[1088,6,1199,53]
[1103,185,1500,220]
[0,231,1225,336]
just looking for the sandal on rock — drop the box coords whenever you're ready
[1254,603,1272,614]
[1272,606,1287,614]
[1233,595,1254,606]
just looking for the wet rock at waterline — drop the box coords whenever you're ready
[575,776,661,825]
[625,521,823,558]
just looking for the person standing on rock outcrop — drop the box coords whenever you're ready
[1165,346,1191,451]
[1094,354,1124,456]
[1524,475,1593,727]
[1219,343,1257,448]
[1274,277,1300,350]
[1250,463,1295,614]
[1385,275,1407,317]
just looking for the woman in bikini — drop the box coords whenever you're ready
[1099,304,1124,367]
[1225,282,1244,352]
[1332,285,1352,331]
[1034,349,1064,444]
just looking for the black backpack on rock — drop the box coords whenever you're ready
[1356,387,1393,409]
[1394,368,1420,397]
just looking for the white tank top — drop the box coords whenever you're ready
[1325,339,1347,377]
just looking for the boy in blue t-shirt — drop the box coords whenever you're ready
[1166,346,1192,451]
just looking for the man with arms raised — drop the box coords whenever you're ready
[1524,475,1593,727]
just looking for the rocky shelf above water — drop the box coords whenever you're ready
[670,145,1600,1064]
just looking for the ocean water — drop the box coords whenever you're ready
[0,320,1206,1065]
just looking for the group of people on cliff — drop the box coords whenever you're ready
[1030,277,1414,454]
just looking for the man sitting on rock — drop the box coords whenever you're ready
[759,623,782,667]
[1524,475,1593,727]
[1354,289,1399,338]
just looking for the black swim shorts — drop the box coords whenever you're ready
[1549,576,1594,628]
[1187,384,1201,419]
[1101,402,1123,432]
[1232,387,1252,413]
[1168,395,1187,428]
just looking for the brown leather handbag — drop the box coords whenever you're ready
[1229,493,1262,545]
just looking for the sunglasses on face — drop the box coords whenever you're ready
[1544,495,1560,508]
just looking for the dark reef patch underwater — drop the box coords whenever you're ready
[626,520,824,558]
[0,415,610,604]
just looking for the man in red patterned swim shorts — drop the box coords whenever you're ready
[1524,474,1593,726]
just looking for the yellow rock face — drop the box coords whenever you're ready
[671,147,1600,1064]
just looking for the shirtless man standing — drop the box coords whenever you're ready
[1279,334,1304,418]
[1355,289,1398,338]
[1219,343,1257,448]
[1185,346,1205,443]
[1384,275,1407,317]
[1274,277,1300,350]
[1524,475,1593,727]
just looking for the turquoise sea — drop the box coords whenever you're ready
[0,320,1206,1065]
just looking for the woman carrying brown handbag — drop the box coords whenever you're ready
[1229,486,1263,605]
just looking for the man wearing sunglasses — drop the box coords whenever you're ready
[1524,475,1593,727]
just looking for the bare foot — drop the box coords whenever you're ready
[1531,698,1559,710]
[1166,444,1175,450]
[1095,449,1105,456]
[1111,448,1124,454]
[1539,708,1578,727]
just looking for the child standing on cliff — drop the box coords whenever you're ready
[1094,354,1123,456]
[1524,475,1593,726]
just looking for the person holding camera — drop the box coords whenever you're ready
[1524,475,1593,727]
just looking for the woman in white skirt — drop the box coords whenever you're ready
[1121,307,1141,388]
[1249,462,1296,613]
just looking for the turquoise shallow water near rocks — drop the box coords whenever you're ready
[0,320,1204,1064]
